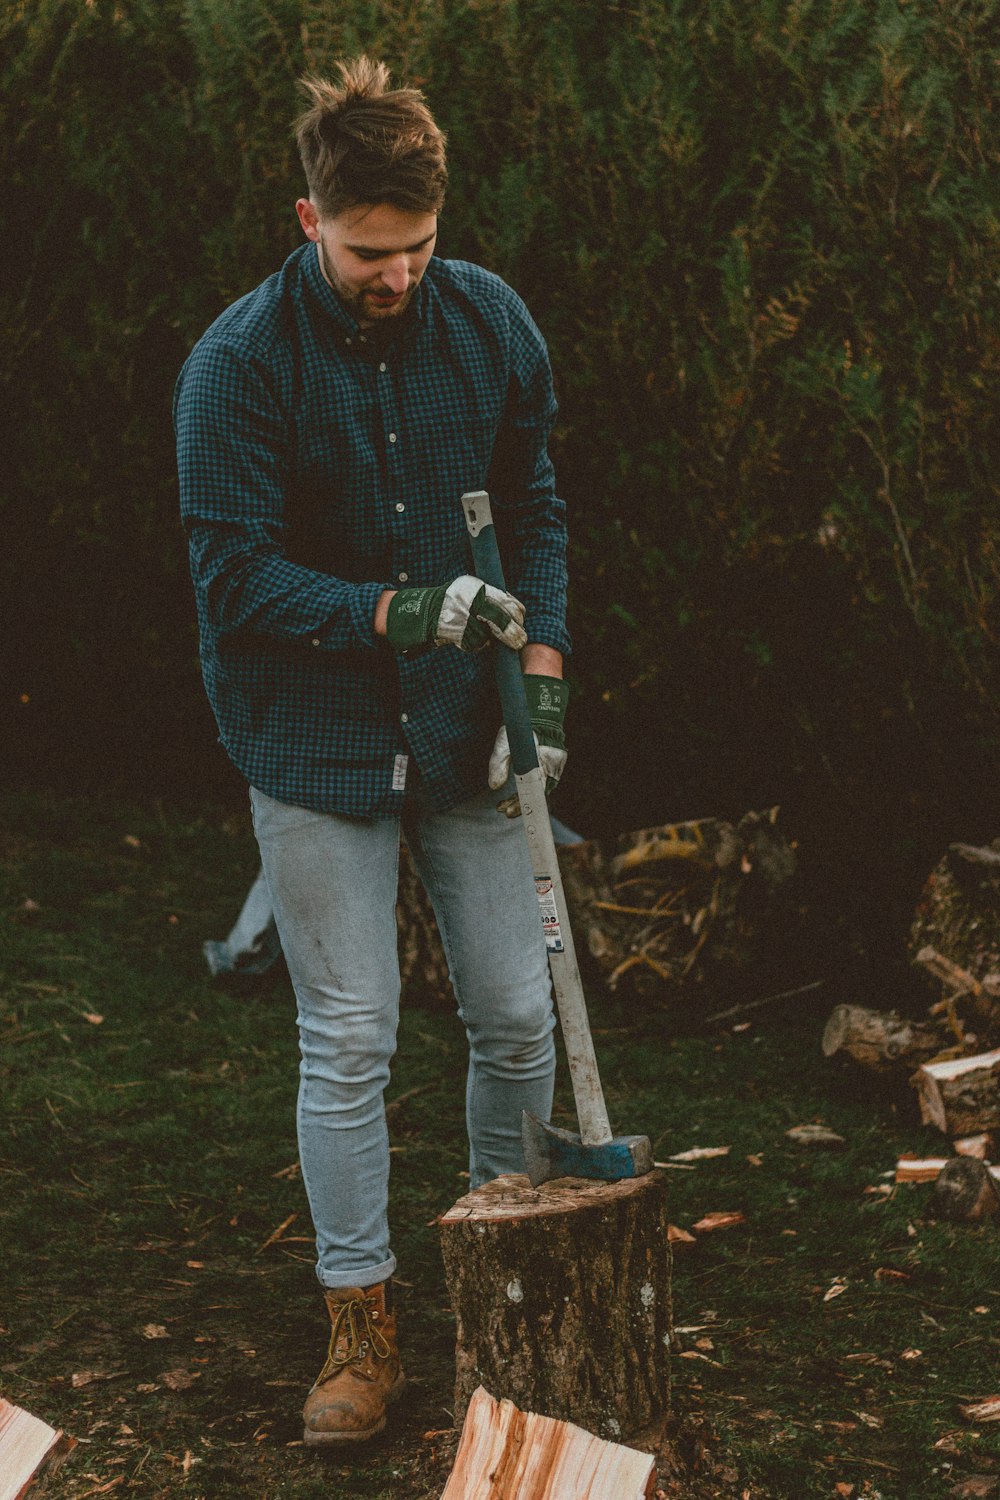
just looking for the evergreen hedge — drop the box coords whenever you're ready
[3,0,999,922]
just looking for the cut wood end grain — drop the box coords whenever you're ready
[438,1170,663,1225]
[0,1397,76,1500]
[439,1385,657,1500]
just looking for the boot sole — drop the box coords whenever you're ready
[302,1373,406,1447]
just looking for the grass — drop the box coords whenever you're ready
[2,789,999,1499]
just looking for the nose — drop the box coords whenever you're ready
[379,257,410,294]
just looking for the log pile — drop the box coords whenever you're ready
[824,839,1000,1220]
[399,808,797,1005]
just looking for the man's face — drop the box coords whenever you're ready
[296,199,437,327]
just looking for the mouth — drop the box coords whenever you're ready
[366,288,407,311]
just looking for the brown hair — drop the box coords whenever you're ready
[295,57,447,219]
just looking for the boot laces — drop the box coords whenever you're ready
[317,1293,392,1384]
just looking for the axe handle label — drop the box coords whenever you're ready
[533,875,564,952]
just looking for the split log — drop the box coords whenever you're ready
[895,1155,950,1184]
[440,1385,657,1500]
[911,1047,1000,1136]
[822,1004,944,1074]
[438,1172,670,1441]
[955,1133,998,1160]
[0,1398,75,1500]
[931,1157,1000,1223]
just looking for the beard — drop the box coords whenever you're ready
[318,243,415,327]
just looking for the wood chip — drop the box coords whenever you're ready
[960,1397,1000,1424]
[667,1146,731,1162]
[786,1123,846,1147]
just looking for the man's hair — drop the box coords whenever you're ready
[295,57,447,218]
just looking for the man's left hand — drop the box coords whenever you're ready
[489,674,570,817]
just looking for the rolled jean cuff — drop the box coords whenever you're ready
[318,1253,396,1292]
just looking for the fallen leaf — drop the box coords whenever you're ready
[71,1369,125,1388]
[835,1485,855,1498]
[874,1266,911,1281]
[746,1153,764,1167]
[185,1260,204,1269]
[159,1368,201,1391]
[692,1211,746,1233]
[857,1411,884,1428]
[900,1347,923,1361]
[135,1383,159,1393]
[141,1324,169,1340]
[823,1280,848,1302]
[786,1123,846,1147]
[122,835,142,849]
[667,1224,696,1245]
[960,1397,1000,1424]
[81,1011,104,1025]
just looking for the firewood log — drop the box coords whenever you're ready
[440,1386,657,1500]
[0,1398,75,1498]
[438,1172,670,1441]
[931,1157,1000,1223]
[911,1047,1000,1136]
[822,1004,944,1074]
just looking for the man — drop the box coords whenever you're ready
[174,57,570,1446]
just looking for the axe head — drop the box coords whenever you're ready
[521,1110,654,1188]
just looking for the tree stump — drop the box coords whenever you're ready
[438,1172,671,1441]
[821,1004,944,1074]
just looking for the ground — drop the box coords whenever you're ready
[2,792,1000,1498]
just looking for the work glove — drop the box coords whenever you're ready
[385,575,527,654]
[489,674,570,818]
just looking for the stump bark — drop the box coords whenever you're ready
[438,1172,671,1441]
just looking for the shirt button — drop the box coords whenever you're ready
[311,638,321,647]
[398,572,409,582]
[388,433,397,444]
[379,362,387,373]
[395,502,405,513]
[400,713,409,723]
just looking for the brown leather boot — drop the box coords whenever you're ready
[302,1280,405,1445]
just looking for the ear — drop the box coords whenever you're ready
[295,198,321,242]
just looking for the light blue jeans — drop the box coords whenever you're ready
[249,781,556,1290]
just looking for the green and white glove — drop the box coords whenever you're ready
[385,575,527,654]
[489,674,570,818]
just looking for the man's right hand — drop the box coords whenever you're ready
[384,575,527,654]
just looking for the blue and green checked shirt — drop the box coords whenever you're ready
[175,242,569,817]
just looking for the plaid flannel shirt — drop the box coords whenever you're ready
[174,243,569,817]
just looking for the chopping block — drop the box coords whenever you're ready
[438,1170,671,1441]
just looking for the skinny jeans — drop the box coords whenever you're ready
[249,782,556,1290]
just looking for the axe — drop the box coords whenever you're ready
[461,490,653,1188]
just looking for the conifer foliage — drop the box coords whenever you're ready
[3,0,998,854]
